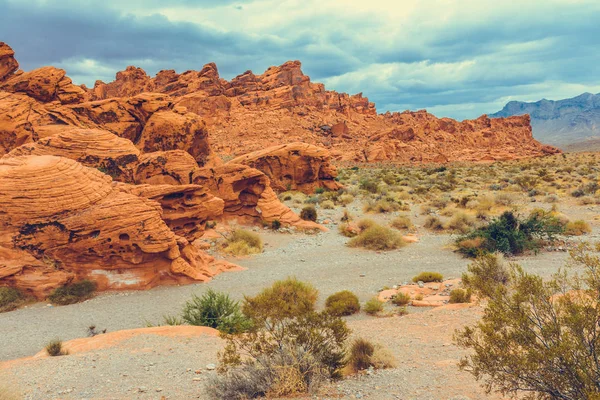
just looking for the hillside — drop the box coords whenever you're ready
[490,92,600,150]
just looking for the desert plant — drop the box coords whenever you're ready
[564,220,592,236]
[412,272,443,283]
[0,287,26,313]
[347,338,375,372]
[320,200,335,209]
[48,280,97,305]
[445,212,476,233]
[462,253,510,298]
[391,291,411,306]
[371,344,397,369]
[455,245,600,399]
[300,205,318,222]
[390,216,413,230]
[347,225,405,251]
[449,288,472,303]
[424,215,444,231]
[271,219,281,230]
[455,211,564,257]
[338,194,354,206]
[182,289,251,334]
[224,229,263,256]
[214,279,350,398]
[364,297,384,315]
[45,339,67,356]
[325,291,361,316]
[243,277,318,323]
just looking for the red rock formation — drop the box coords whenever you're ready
[0,66,87,104]
[134,150,199,185]
[90,57,559,163]
[228,142,342,193]
[6,127,140,182]
[0,156,237,298]
[0,42,19,82]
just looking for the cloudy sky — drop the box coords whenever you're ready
[1,0,599,119]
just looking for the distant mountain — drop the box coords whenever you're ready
[490,93,600,150]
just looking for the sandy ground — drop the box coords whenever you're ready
[0,201,597,399]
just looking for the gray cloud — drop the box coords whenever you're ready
[0,0,599,120]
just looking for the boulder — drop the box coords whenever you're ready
[0,156,238,298]
[228,142,342,193]
[0,42,19,82]
[0,66,87,104]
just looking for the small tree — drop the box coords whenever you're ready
[182,289,251,334]
[455,244,600,399]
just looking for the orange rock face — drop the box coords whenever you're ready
[0,156,238,298]
[0,66,87,104]
[228,142,341,193]
[90,58,560,163]
[0,42,19,82]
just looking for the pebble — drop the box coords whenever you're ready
[206,363,216,370]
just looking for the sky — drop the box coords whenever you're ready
[1,0,599,120]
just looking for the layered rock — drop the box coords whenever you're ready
[0,156,237,298]
[0,66,87,104]
[6,127,140,182]
[134,150,199,185]
[228,142,342,193]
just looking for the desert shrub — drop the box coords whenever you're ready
[571,188,586,198]
[347,338,374,372]
[461,253,510,298]
[455,211,564,257]
[325,291,361,316]
[391,291,411,306]
[0,287,26,313]
[564,220,592,236]
[271,219,281,230]
[371,344,397,369]
[300,205,318,222]
[320,200,335,209]
[356,219,375,231]
[347,225,405,251]
[494,192,517,206]
[338,194,354,206]
[182,289,251,334]
[445,212,476,233]
[363,199,401,213]
[449,288,472,303]
[224,229,263,256]
[243,277,318,322]
[213,279,349,398]
[390,216,413,230]
[424,215,444,231]
[45,339,67,356]
[48,280,96,305]
[413,272,443,283]
[338,223,358,238]
[364,297,383,315]
[544,194,559,203]
[456,245,600,399]
[359,179,378,193]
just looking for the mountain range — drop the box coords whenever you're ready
[490,92,600,151]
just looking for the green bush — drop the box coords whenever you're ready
[0,287,26,313]
[300,205,317,222]
[456,245,600,399]
[243,277,318,323]
[45,339,67,356]
[213,279,350,398]
[325,290,361,316]
[271,219,281,230]
[359,179,378,193]
[224,229,263,256]
[449,289,472,303]
[182,289,251,334]
[364,297,383,315]
[412,272,443,283]
[391,291,411,306]
[455,211,564,257]
[348,225,405,251]
[48,280,96,305]
[462,253,510,298]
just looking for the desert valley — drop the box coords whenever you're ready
[1,29,600,400]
